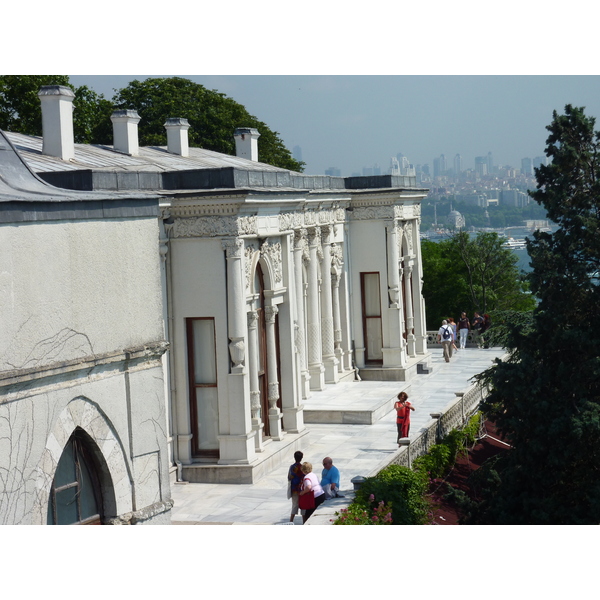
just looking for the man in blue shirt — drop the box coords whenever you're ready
[320,457,343,499]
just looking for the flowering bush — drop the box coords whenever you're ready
[332,494,393,525]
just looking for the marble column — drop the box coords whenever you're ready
[331,269,344,373]
[264,304,283,440]
[387,223,401,309]
[306,227,325,390]
[382,221,406,367]
[247,310,264,451]
[220,238,254,464]
[404,264,416,357]
[320,225,339,383]
[293,229,311,398]
[222,238,246,374]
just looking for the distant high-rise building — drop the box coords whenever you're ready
[433,154,446,178]
[501,189,529,208]
[521,157,534,176]
[325,167,341,177]
[533,156,548,170]
[475,156,488,177]
[454,153,463,176]
[487,152,493,175]
[390,155,415,176]
[293,145,303,162]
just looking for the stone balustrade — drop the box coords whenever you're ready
[426,330,482,347]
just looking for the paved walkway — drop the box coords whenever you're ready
[170,346,503,525]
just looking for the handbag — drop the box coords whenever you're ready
[299,490,315,510]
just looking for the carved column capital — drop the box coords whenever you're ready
[320,224,332,244]
[264,304,279,324]
[247,310,259,330]
[307,226,321,247]
[294,228,308,249]
[222,237,244,258]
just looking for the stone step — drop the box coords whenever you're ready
[303,382,411,425]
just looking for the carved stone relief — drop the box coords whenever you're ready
[171,215,257,238]
[260,239,283,286]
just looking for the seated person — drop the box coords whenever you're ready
[320,457,343,499]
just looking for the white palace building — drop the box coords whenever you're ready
[0,86,431,522]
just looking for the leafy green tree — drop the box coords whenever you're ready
[113,77,305,172]
[453,231,535,314]
[0,75,114,145]
[471,105,600,524]
[72,85,114,145]
[421,232,535,328]
[0,75,70,135]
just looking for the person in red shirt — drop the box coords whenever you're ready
[394,391,415,444]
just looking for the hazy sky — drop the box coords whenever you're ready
[68,75,600,176]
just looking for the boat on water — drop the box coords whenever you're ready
[502,237,527,249]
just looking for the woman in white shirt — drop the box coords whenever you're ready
[299,462,326,523]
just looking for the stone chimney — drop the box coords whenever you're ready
[164,118,190,157]
[38,85,75,160]
[233,127,260,162]
[110,109,141,155]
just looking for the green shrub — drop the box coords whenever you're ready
[332,412,483,525]
[332,496,393,525]
[356,465,431,525]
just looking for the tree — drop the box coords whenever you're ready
[0,75,114,145]
[421,232,535,329]
[470,105,600,524]
[0,75,70,135]
[113,77,305,172]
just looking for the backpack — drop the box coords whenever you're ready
[442,326,451,340]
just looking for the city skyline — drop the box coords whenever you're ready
[67,75,600,176]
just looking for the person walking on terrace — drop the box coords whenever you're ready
[395,391,415,444]
[299,462,325,523]
[448,317,459,353]
[472,312,484,347]
[287,450,304,523]
[458,312,470,349]
[438,319,454,362]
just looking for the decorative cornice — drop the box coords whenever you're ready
[172,215,257,238]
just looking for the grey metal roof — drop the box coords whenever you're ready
[5,132,294,174]
[0,130,155,204]
[3,132,426,195]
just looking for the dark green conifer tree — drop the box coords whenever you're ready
[472,105,600,524]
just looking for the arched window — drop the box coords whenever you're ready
[47,428,104,525]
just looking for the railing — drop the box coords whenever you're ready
[384,380,489,470]
[426,330,482,347]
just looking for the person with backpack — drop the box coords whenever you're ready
[437,319,454,362]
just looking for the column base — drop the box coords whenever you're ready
[282,404,305,434]
[177,433,194,465]
[252,419,265,452]
[268,408,284,441]
[323,356,340,383]
[308,363,326,391]
[217,432,256,464]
